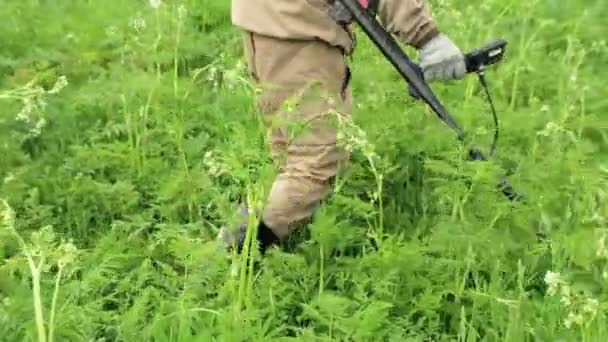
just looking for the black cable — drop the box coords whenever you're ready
[477,68,500,158]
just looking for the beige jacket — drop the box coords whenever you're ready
[231,0,440,54]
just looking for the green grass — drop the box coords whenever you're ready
[1,0,607,341]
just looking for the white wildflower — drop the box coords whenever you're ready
[57,240,78,268]
[537,121,563,137]
[48,76,68,94]
[28,118,47,137]
[16,100,34,122]
[559,285,572,306]
[203,150,224,177]
[333,109,373,155]
[564,312,584,329]
[149,0,161,9]
[544,270,562,295]
[583,298,599,315]
[129,14,146,32]
[204,151,213,159]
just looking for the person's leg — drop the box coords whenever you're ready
[241,31,289,172]
[219,31,352,252]
[255,31,353,241]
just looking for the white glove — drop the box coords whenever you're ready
[419,33,466,82]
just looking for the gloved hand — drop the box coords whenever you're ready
[419,33,466,82]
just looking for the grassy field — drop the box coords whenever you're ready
[1,0,607,341]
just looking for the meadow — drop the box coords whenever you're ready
[0,0,607,341]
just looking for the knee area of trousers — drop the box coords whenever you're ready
[285,149,350,183]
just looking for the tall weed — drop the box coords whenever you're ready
[0,0,606,341]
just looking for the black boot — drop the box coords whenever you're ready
[217,206,280,255]
[256,220,281,254]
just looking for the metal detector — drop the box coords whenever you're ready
[336,0,525,202]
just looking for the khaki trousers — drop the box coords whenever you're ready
[242,31,353,240]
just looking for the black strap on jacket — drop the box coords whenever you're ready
[328,0,380,25]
